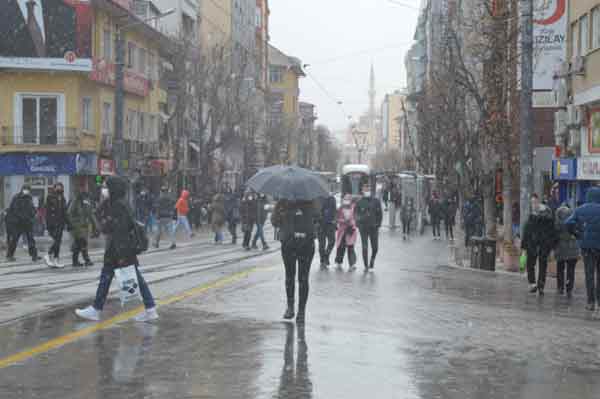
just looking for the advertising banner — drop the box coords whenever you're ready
[552,158,577,180]
[0,153,77,176]
[0,0,93,72]
[533,0,567,91]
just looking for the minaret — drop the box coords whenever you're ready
[369,63,376,130]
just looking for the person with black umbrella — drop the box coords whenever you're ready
[247,165,329,324]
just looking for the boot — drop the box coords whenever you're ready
[283,303,295,320]
[72,253,83,268]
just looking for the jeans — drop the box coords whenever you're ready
[242,224,254,248]
[282,239,315,314]
[252,223,267,248]
[48,225,64,258]
[444,221,454,240]
[432,221,441,238]
[72,236,90,263]
[214,230,224,243]
[93,264,155,311]
[402,219,411,235]
[318,223,336,265]
[7,229,37,259]
[526,248,550,290]
[583,250,600,305]
[155,218,173,247]
[228,221,238,243]
[172,215,193,242]
[359,226,379,268]
[557,259,577,293]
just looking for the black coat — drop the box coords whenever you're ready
[97,178,138,268]
[521,206,559,254]
[46,192,67,229]
[272,201,317,243]
[355,197,383,229]
[6,192,36,232]
[154,192,175,219]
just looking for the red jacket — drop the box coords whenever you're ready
[175,190,190,216]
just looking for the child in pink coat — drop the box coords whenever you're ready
[335,195,358,269]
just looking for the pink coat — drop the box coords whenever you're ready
[336,205,358,247]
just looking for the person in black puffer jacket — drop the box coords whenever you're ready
[521,194,559,296]
[153,186,176,248]
[5,185,40,262]
[272,199,317,324]
[355,182,383,271]
[317,194,337,268]
[252,193,270,250]
[45,182,67,267]
[75,177,158,322]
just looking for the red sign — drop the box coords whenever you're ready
[98,159,116,176]
[89,59,150,97]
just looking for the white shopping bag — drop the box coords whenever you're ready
[114,265,141,306]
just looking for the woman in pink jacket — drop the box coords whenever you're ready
[335,195,358,270]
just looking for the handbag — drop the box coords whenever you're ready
[519,252,527,273]
[114,265,141,306]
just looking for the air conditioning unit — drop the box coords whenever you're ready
[554,109,567,139]
[571,56,586,75]
[554,79,568,107]
[566,104,582,127]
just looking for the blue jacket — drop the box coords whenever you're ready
[565,187,600,250]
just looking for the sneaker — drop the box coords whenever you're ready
[45,254,56,268]
[75,306,101,321]
[283,307,295,320]
[251,245,259,250]
[53,257,65,269]
[72,261,83,268]
[263,245,270,251]
[84,260,94,267]
[529,284,538,294]
[32,256,41,262]
[169,244,176,250]
[538,288,544,297]
[349,265,357,271]
[135,308,159,323]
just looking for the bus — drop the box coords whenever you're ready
[342,164,371,198]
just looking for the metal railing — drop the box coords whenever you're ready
[1,126,80,146]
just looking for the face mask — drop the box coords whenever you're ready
[101,188,110,199]
[343,200,351,206]
[363,192,371,198]
[22,190,30,196]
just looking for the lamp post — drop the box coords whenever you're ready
[351,125,369,164]
[113,8,175,177]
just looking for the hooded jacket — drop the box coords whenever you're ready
[67,192,96,239]
[175,190,190,216]
[566,187,600,250]
[6,190,36,231]
[154,190,176,219]
[46,190,67,229]
[521,204,559,254]
[555,205,580,261]
[354,196,383,229]
[96,177,138,267]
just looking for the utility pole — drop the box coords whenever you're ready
[114,27,125,177]
[520,0,534,235]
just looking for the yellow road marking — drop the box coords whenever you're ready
[0,267,261,369]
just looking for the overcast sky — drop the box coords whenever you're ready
[269,0,421,134]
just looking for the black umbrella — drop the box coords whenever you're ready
[246,165,330,201]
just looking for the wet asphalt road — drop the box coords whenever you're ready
[2,228,600,398]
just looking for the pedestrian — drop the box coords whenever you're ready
[45,182,67,268]
[271,199,317,323]
[355,183,383,271]
[171,189,194,249]
[382,184,390,212]
[521,194,558,297]
[211,193,226,244]
[442,197,457,242]
[153,186,175,249]
[335,195,358,270]
[224,186,240,245]
[5,185,40,262]
[317,193,337,268]
[136,188,153,232]
[67,185,97,267]
[429,194,442,240]
[401,197,415,240]
[389,183,402,229]
[252,193,270,250]
[566,188,600,310]
[463,196,483,247]
[76,176,158,322]
[512,202,521,238]
[555,204,579,298]
[241,190,257,250]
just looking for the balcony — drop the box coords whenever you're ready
[0,126,88,152]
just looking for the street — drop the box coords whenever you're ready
[0,228,599,398]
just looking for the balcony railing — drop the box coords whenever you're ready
[1,126,80,146]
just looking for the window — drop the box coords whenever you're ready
[19,95,60,145]
[572,21,579,58]
[102,102,112,135]
[128,42,136,69]
[103,29,112,60]
[138,47,146,75]
[139,112,145,141]
[148,52,156,81]
[255,6,262,27]
[593,8,600,50]
[81,97,92,132]
[270,66,283,83]
[580,14,589,55]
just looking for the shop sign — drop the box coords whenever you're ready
[98,159,116,176]
[553,158,577,180]
[578,157,600,180]
[89,58,150,97]
[0,154,77,176]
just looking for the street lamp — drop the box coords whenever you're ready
[351,126,369,164]
[114,8,175,176]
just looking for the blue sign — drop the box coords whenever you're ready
[552,158,577,181]
[0,153,95,176]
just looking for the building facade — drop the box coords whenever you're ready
[0,0,169,207]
